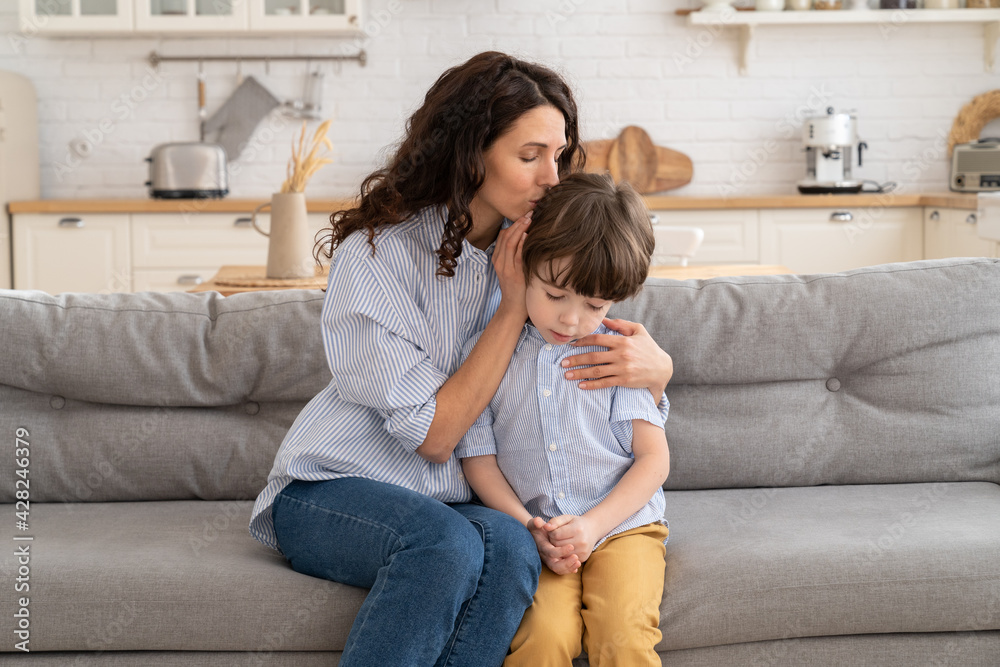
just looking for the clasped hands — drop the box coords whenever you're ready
[525,515,600,575]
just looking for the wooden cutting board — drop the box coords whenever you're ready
[582,126,693,193]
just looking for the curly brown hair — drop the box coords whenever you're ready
[314,51,583,277]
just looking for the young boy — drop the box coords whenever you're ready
[456,172,670,667]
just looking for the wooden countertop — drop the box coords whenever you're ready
[192,264,794,296]
[7,192,976,214]
[7,198,355,214]
[642,193,977,210]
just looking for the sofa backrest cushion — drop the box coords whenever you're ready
[610,258,1000,490]
[2,257,998,502]
[0,289,329,502]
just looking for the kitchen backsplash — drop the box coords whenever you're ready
[0,0,992,199]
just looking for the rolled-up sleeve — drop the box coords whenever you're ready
[322,250,448,452]
[609,386,665,454]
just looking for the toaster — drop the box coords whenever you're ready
[951,138,1000,193]
[145,142,229,199]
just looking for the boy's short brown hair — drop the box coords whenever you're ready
[522,172,655,302]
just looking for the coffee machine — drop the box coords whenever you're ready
[797,108,868,194]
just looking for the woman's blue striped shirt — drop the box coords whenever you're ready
[249,207,503,552]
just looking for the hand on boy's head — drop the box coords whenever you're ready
[492,213,531,317]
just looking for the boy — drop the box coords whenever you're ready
[456,172,670,667]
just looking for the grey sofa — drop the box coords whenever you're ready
[1,257,998,666]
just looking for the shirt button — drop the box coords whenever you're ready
[475,274,481,282]
[548,443,557,451]
[542,389,551,397]
[544,344,552,351]
[557,492,565,499]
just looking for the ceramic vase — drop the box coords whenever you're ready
[252,192,314,279]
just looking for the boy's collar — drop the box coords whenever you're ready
[518,321,609,359]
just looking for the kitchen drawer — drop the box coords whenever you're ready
[13,213,131,293]
[133,268,221,293]
[132,213,269,269]
[648,209,759,265]
[924,208,999,260]
[759,207,922,274]
[132,213,332,270]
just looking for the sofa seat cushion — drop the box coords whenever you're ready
[658,482,1000,651]
[5,483,998,654]
[2,501,364,652]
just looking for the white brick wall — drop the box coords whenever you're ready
[0,0,994,199]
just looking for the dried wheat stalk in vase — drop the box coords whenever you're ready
[280,120,334,193]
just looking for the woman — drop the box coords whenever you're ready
[249,51,673,667]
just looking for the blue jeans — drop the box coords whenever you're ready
[272,477,541,667]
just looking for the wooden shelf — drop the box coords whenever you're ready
[685,8,1000,74]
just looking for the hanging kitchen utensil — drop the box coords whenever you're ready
[197,60,206,142]
[280,68,325,120]
[608,125,658,192]
[583,126,693,193]
[203,75,281,161]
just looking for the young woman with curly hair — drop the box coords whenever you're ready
[250,51,673,667]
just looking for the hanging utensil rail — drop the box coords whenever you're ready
[148,50,366,69]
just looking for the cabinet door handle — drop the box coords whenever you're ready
[58,217,84,228]
[929,211,940,221]
[648,213,659,226]
[176,275,204,286]
[966,213,977,225]
[234,217,254,228]
[829,211,853,223]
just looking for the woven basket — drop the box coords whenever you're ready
[949,89,1000,156]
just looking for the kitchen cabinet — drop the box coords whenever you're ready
[18,0,133,33]
[20,0,361,34]
[758,207,923,274]
[647,209,758,265]
[247,0,361,33]
[131,211,330,292]
[12,210,332,294]
[134,0,248,33]
[923,208,999,260]
[13,213,132,293]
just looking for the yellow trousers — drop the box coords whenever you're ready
[505,522,669,667]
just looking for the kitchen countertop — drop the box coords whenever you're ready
[7,192,977,214]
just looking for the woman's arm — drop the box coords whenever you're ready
[415,215,530,463]
[560,318,673,402]
[546,419,670,558]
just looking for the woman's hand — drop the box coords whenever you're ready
[491,212,530,320]
[561,318,673,400]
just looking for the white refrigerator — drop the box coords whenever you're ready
[0,70,40,290]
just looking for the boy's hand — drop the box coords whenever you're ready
[526,517,580,575]
[544,514,600,563]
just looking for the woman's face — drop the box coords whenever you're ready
[471,105,567,231]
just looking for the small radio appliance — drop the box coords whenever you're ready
[950,139,1000,192]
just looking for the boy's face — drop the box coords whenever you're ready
[525,258,613,345]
